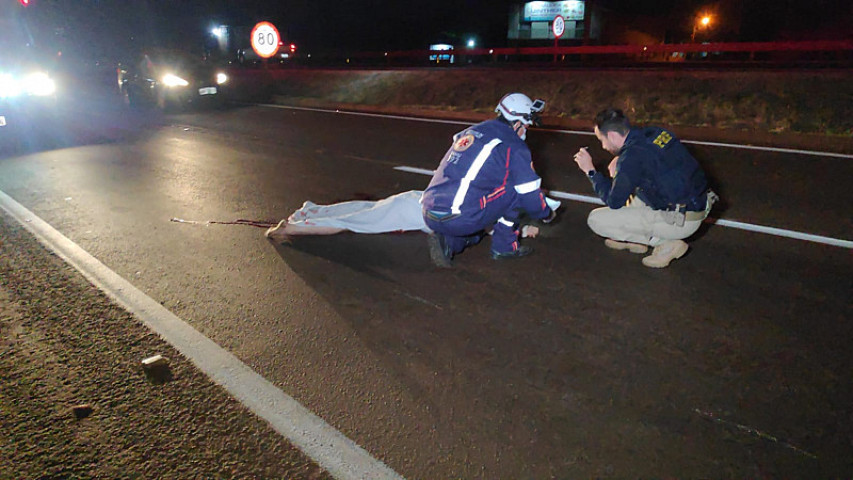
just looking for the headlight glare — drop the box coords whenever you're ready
[162,73,189,87]
[25,72,57,96]
[0,73,23,98]
[216,72,228,85]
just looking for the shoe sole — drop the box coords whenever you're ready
[491,247,533,260]
[642,242,689,268]
[428,234,453,268]
[605,239,648,254]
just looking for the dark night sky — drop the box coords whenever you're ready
[19,0,520,56]
[9,0,852,60]
[252,0,520,50]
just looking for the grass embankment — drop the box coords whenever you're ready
[248,68,852,137]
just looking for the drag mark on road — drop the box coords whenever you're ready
[695,408,817,459]
[0,189,405,480]
[393,166,853,249]
[394,289,443,310]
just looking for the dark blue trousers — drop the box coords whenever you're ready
[424,190,525,255]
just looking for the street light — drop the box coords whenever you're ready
[467,38,476,48]
[691,15,713,42]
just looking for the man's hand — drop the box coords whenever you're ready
[573,147,594,174]
[608,155,620,177]
[521,225,540,238]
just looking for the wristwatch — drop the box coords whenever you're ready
[587,169,596,178]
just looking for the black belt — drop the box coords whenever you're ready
[664,192,715,221]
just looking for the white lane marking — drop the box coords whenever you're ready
[260,104,853,159]
[547,128,853,159]
[0,190,405,480]
[711,219,853,248]
[394,166,853,249]
[546,190,605,206]
[393,166,435,176]
[260,103,473,126]
[680,139,852,159]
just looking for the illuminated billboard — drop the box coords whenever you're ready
[429,44,455,63]
[523,1,584,22]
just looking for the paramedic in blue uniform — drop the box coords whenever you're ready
[572,108,716,268]
[422,93,555,267]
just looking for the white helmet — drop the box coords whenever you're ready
[495,93,546,126]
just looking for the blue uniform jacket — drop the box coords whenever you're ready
[589,127,708,211]
[422,118,551,219]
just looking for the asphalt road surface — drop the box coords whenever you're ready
[1,93,851,478]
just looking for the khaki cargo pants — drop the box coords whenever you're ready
[587,196,710,247]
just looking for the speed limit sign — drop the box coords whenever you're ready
[251,21,280,58]
[552,15,565,38]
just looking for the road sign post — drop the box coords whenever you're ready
[552,15,565,63]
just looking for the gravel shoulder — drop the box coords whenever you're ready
[0,212,331,480]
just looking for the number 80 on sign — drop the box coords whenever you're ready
[552,15,565,38]
[251,21,280,58]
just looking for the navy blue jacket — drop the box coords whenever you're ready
[422,119,551,219]
[589,127,708,211]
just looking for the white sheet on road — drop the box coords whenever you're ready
[287,190,431,233]
[285,190,562,235]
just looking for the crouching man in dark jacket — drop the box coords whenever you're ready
[573,108,717,268]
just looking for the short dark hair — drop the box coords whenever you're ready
[594,108,631,136]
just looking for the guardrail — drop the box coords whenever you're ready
[339,40,853,65]
[429,40,853,57]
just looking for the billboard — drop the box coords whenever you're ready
[523,1,584,22]
[428,43,454,63]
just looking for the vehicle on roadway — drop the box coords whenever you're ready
[117,48,229,112]
[0,7,59,152]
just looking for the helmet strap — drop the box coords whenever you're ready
[512,121,528,140]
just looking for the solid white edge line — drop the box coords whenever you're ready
[395,166,853,249]
[680,139,853,159]
[0,189,405,480]
[546,132,853,159]
[260,104,853,159]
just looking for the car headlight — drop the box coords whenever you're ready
[25,72,57,96]
[0,72,56,98]
[216,72,228,85]
[162,73,189,87]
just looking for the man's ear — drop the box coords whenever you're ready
[607,130,625,148]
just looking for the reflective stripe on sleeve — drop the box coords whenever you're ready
[514,178,541,194]
[497,217,514,227]
[450,138,503,214]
